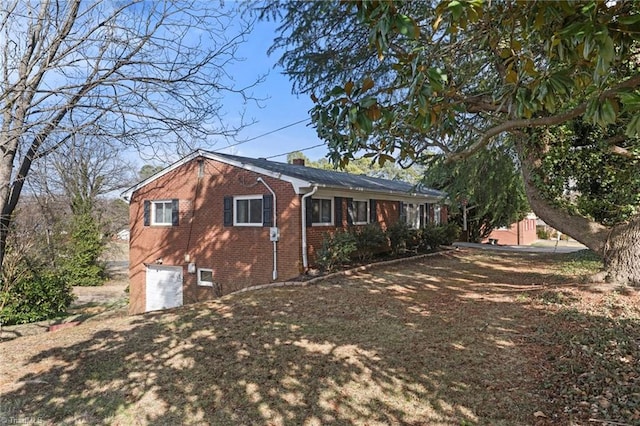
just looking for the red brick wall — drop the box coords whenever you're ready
[129,156,448,314]
[305,198,400,265]
[129,157,302,314]
[483,218,537,246]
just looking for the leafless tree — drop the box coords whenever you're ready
[0,0,263,270]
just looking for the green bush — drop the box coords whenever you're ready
[352,223,388,261]
[441,222,461,245]
[420,222,461,251]
[316,230,357,272]
[59,212,106,286]
[386,221,412,255]
[0,269,75,325]
[537,226,550,239]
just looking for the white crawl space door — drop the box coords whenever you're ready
[145,265,183,312]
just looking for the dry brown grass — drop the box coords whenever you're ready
[1,248,639,425]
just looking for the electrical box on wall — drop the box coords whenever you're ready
[187,263,196,274]
[269,227,280,242]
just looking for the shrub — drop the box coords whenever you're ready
[352,223,388,261]
[420,222,461,251]
[440,222,461,245]
[316,230,357,272]
[537,226,550,240]
[0,269,75,325]
[59,212,106,286]
[386,221,412,255]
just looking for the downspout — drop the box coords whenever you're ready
[257,177,278,280]
[301,186,318,270]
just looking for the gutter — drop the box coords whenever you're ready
[257,177,278,281]
[301,186,318,270]
[300,183,446,202]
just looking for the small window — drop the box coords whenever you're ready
[234,195,263,226]
[312,198,333,225]
[152,200,174,226]
[197,268,214,287]
[352,200,369,225]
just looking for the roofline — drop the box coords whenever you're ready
[303,183,446,202]
[121,150,448,203]
[121,151,201,202]
[121,150,313,201]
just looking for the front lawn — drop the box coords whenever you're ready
[1,249,638,425]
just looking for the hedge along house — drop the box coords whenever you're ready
[122,151,447,314]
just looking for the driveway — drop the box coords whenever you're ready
[453,240,587,254]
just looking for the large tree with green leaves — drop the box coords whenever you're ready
[262,0,640,284]
[424,143,530,242]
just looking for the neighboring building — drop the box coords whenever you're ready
[483,213,538,246]
[122,151,447,314]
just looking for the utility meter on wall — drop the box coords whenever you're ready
[269,227,280,242]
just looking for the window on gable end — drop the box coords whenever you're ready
[148,199,179,226]
[234,195,263,226]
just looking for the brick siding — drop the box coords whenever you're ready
[129,157,302,314]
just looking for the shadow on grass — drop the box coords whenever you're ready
[0,250,621,425]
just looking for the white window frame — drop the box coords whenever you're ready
[351,199,369,225]
[311,197,333,226]
[197,268,214,287]
[151,200,174,226]
[433,205,442,225]
[405,203,421,229]
[234,195,263,226]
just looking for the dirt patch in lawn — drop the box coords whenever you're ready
[1,248,639,425]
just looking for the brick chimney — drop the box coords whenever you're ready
[292,158,305,166]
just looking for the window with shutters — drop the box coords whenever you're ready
[234,195,263,226]
[433,204,442,225]
[405,203,421,229]
[352,200,369,225]
[311,198,333,225]
[151,200,175,226]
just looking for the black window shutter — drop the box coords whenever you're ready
[171,199,179,226]
[305,196,313,227]
[334,197,343,226]
[399,201,406,223]
[263,194,273,227]
[419,204,425,228]
[369,199,377,223]
[143,200,150,226]
[346,198,354,226]
[223,196,233,226]
[426,203,433,224]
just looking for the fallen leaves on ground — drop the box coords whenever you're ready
[1,248,639,425]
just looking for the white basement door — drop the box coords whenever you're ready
[145,265,183,312]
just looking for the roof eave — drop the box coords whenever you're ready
[302,183,447,201]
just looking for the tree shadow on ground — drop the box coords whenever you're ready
[1,250,629,425]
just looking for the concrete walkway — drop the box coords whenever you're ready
[453,240,587,254]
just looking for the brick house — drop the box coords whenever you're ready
[122,151,448,314]
[482,213,538,246]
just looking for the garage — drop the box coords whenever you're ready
[145,265,183,312]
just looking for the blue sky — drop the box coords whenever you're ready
[205,18,329,163]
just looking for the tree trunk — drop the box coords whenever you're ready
[604,217,640,285]
[515,137,640,285]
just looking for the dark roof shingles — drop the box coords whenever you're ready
[212,152,445,197]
